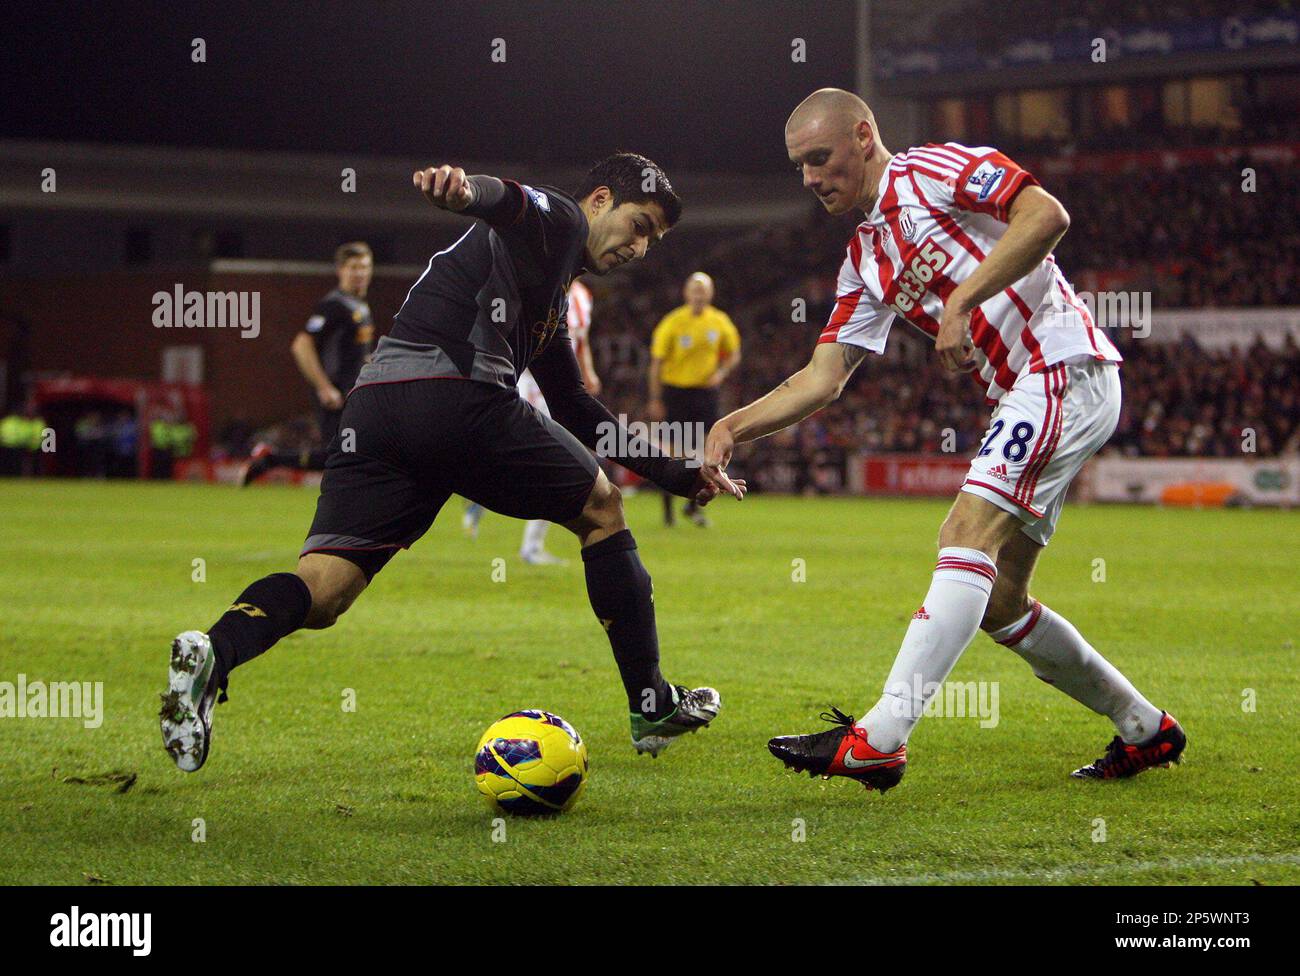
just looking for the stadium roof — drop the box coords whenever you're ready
[0,140,814,229]
[4,0,860,177]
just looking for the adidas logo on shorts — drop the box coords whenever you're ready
[988,463,1010,483]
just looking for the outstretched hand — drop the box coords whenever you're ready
[698,421,746,501]
[690,470,746,507]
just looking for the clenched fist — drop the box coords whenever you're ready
[413,165,476,211]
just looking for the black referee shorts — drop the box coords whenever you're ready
[662,384,720,459]
[301,378,600,580]
[662,384,720,428]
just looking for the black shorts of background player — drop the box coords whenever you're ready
[241,242,375,482]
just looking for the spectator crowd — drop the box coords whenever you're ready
[1053,161,1300,308]
[585,153,1300,491]
[896,0,1295,54]
[200,138,1300,493]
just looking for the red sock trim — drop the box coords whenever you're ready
[998,599,1044,646]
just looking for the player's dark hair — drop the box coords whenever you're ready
[574,153,682,228]
[335,241,372,265]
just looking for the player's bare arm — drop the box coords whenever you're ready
[530,337,745,504]
[578,341,601,395]
[936,185,1071,372]
[289,331,343,409]
[701,341,867,491]
[646,357,665,420]
[708,350,741,388]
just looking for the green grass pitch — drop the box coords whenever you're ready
[1,479,1297,885]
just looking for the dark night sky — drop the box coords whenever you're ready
[5,0,860,174]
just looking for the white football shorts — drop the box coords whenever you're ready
[962,358,1120,546]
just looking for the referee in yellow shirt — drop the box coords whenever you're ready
[648,272,741,527]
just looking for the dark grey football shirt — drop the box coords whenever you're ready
[354,179,587,391]
[343,175,698,497]
[306,289,374,392]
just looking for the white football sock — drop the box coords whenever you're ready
[859,547,997,753]
[990,602,1163,744]
[520,519,550,556]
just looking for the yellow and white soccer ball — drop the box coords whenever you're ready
[474,709,589,815]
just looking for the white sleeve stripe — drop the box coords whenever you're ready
[820,282,892,351]
[915,144,967,167]
[899,152,961,178]
[946,143,998,159]
[927,144,976,165]
[910,146,964,165]
[911,168,955,189]
[892,162,961,185]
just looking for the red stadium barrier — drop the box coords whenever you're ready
[28,375,209,479]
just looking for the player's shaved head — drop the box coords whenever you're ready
[786,88,875,138]
[786,87,890,215]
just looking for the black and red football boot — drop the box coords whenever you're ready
[1071,711,1187,780]
[239,442,274,487]
[768,706,907,793]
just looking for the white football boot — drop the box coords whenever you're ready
[159,631,222,772]
[630,684,721,757]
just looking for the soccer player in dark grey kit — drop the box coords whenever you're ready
[241,242,376,482]
[161,155,744,773]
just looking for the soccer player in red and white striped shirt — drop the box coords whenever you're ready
[517,278,600,564]
[702,88,1185,790]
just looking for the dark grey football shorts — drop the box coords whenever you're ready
[302,377,598,580]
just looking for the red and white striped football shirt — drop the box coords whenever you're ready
[818,142,1120,403]
[567,278,593,358]
[519,278,593,408]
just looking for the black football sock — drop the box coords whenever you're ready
[581,529,673,719]
[661,490,675,525]
[207,572,312,692]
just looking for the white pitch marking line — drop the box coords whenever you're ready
[836,853,1300,886]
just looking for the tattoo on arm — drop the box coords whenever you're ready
[838,343,869,370]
